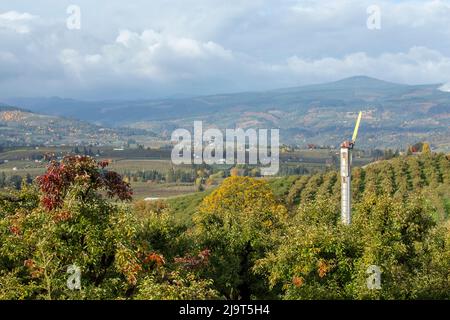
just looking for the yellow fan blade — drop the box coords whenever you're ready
[352,111,362,142]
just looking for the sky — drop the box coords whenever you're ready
[1,0,450,99]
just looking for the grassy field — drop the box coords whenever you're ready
[109,159,175,173]
[166,189,214,224]
[0,160,46,179]
[130,181,199,199]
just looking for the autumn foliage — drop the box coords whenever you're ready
[0,155,217,300]
[0,153,449,300]
[193,176,287,299]
[36,155,132,210]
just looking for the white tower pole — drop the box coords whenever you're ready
[340,146,351,225]
[340,111,362,225]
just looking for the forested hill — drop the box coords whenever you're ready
[269,153,450,219]
[162,152,450,299]
[167,153,450,222]
[0,106,153,147]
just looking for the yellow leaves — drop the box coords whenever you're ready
[115,244,141,286]
[317,260,331,278]
[198,176,281,216]
[422,142,431,155]
[194,176,288,239]
[263,220,273,228]
[273,204,288,218]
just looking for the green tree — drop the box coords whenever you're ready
[256,192,442,299]
[193,176,287,299]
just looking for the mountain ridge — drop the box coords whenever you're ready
[1,76,449,150]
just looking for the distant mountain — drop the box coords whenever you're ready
[0,104,30,113]
[3,76,450,150]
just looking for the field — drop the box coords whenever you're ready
[0,146,375,199]
[109,159,174,172]
[130,181,198,199]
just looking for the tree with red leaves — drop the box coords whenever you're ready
[36,155,132,211]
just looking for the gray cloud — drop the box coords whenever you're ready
[0,0,450,99]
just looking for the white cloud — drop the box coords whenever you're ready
[282,47,450,85]
[0,11,38,34]
[438,83,450,92]
[58,34,450,96]
[60,29,234,83]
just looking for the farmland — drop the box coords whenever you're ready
[0,146,375,199]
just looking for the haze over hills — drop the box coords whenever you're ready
[2,76,449,150]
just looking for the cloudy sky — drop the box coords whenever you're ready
[0,0,450,99]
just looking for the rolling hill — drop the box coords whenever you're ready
[3,76,449,150]
[168,153,450,222]
[0,106,152,147]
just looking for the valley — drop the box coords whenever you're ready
[3,76,449,151]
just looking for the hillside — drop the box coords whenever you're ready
[0,105,29,112]
[0,107,153,147]
[272,153,450,218]
[4,76,449,150]
[168,153,450,222]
